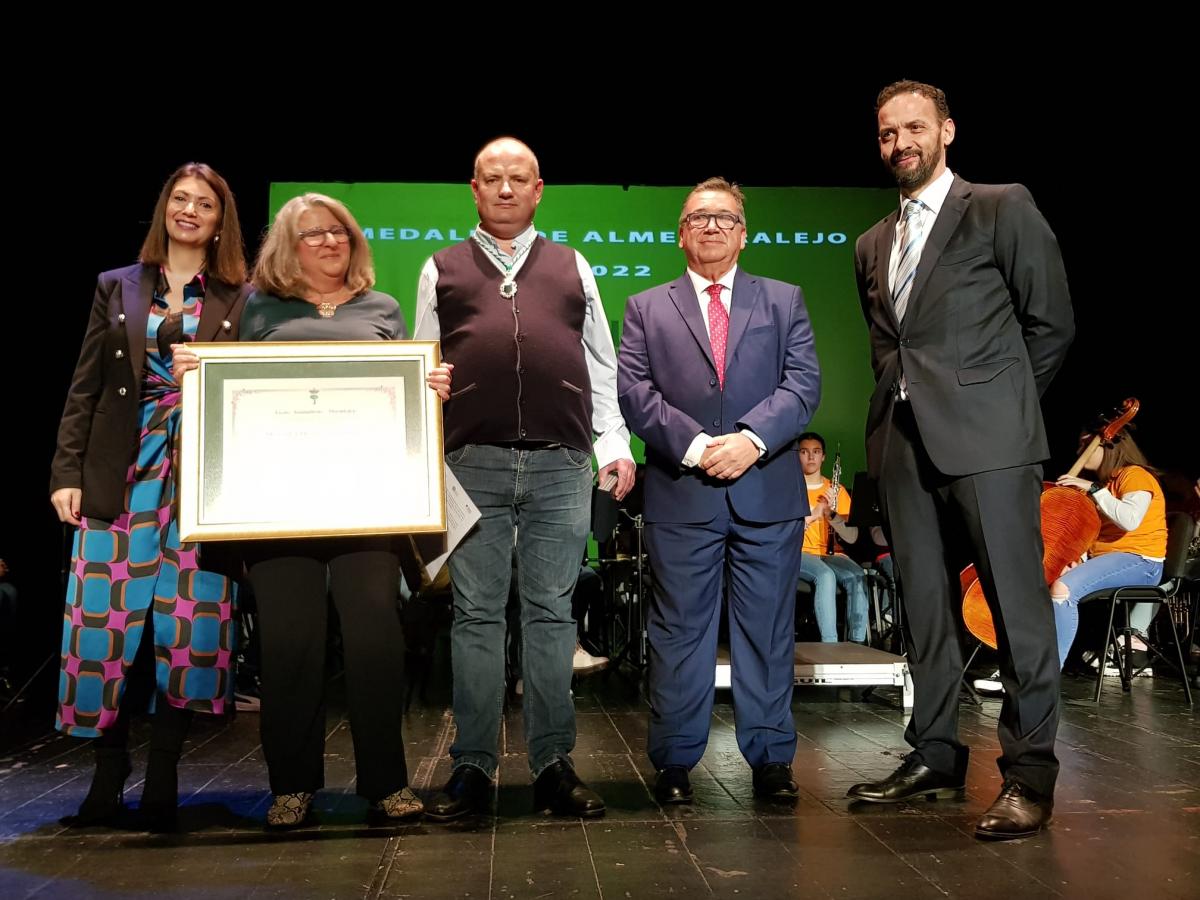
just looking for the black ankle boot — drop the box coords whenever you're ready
[135,750,179,832]
[64,747,132,827]
[134,705,192,832]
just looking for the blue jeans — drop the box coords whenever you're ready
[798,552,870,642]
[1052,552,1162,669]
[446,444,592,779]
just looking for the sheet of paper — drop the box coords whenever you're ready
[424,464,481,581]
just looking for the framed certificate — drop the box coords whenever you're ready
[178,341,445,541]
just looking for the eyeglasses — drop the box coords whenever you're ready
[298,226,351,247]
[681,212,743,231]
[168,193,219,215]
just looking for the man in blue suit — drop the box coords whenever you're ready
[618,178,820,804]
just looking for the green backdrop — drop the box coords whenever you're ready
[269,183,897,479]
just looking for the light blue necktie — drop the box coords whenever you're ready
[892,199,926,322]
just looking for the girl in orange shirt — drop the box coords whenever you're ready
[1052,432,1167,670]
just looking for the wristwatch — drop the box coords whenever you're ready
[1087,482,1103,496]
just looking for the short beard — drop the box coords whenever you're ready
[888,144,942,191]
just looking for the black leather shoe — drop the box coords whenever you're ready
[846,756,965,803]
[753,763,799,800]
[654,766,694,805]
[975,779,1052,840]
[426,766,491,822]
[533,760,605,818]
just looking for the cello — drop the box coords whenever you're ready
[961,398,1140,649]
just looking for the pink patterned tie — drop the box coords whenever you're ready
[705,283,728,389]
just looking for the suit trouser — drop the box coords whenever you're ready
[879,402,1059,796]
[645,499,803,771]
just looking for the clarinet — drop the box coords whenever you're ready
[826,448,842,556]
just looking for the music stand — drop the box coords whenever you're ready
[845,471,882,529]
[844,472,904,654]
[590,471,650,677]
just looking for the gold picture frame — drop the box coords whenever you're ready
[178,341,445,541]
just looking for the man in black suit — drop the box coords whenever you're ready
[846,80,1074,840]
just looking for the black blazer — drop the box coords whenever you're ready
[854,176,1074,478]
[50,263,250,518]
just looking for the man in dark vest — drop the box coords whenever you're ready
[414,137,635,820]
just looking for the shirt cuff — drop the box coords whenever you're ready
[682,433,713,468]
[593,428,633,470]
[740,429,767,458]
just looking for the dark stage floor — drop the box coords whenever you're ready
[1,659,1197,899]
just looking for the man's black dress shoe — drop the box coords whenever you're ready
[426,766,492,822]
[753,763,799,800]
[846,756,965,803]
[533,760,606,818]
[654,766,694,805]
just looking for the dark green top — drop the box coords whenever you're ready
[240,289,409,342]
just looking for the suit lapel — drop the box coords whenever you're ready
[725,267,760,360]
[667,273,717,373]
[197,278,238,341]
[904,176,971,325]
[123,266,154,383]
[874,210,900,332]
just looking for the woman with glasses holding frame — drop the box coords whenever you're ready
[177,193,450,827]
[50,163,250,831]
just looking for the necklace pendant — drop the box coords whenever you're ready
[499,279,518,300]
[317,302,337,318]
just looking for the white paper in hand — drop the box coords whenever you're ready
[424,465,481,581]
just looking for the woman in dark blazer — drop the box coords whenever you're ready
[50,162,250,831]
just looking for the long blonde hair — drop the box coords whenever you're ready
[253,193,374,298]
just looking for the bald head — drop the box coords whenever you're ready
[473,137,540,180]
[471,136,544,239]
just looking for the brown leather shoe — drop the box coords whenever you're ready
[975,780,1053,840]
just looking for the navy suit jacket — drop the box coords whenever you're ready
[618,268,820,524]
